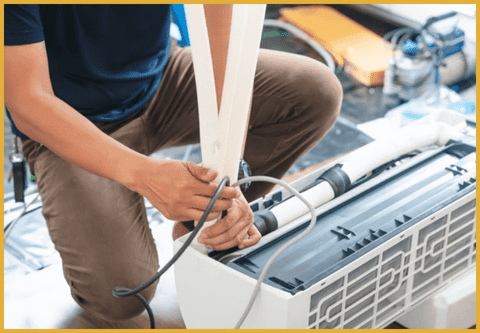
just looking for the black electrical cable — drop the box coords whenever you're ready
[112,176,230,329]
[349,153,417,190]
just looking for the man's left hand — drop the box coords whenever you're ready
[197,191,261,251]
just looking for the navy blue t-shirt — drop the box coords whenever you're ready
[5,4,172,139]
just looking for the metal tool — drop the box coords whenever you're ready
[9,136,27,203]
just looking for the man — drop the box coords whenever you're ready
[4,4,342,329]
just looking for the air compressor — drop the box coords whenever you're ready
[382,12,475,101]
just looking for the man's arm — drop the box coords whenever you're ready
[5,42,142,188]
[4,41,238,222]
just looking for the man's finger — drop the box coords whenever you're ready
[198,219,231,242]
[190,196,233,212]
[187,208,221,222]
[201,214,250,246]
[207,224,250,251]
[186,162,217,183]
[197,183,239,200]
[199,200,244,239]
[221,186,241,200]
[238,225,261,249]
[205,222,249,251]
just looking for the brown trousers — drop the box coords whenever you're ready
[22,45,342,326]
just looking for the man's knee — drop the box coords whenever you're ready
[289,57,343,131]
[71,262,159,322]
[104,286,157,322]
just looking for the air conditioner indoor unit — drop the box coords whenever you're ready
[174,111,476,329]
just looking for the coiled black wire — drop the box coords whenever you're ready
[112,176,230,329]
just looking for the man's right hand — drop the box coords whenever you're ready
[131,159,239,222]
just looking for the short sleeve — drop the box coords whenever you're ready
[4,5,45,45]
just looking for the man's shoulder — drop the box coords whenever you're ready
[5,5,44,46]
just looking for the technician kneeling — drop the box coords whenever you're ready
[4,4,342,329]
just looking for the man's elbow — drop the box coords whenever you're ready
[5,92,47,136]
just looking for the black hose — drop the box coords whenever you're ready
[112,176,230,329]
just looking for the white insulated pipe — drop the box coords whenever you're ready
[184,5,266,250]
[184,4,219,171]
[217,4,266,184]
[185,4,266,182]
[271,122,462,229]
[272,181,335,230]
[341,122,461,183]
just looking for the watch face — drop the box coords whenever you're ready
[238,159,252,192]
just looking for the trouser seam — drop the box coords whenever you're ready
[141,112,152,155]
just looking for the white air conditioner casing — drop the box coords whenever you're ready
[174,115,476,329]
[397,265,476,329]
